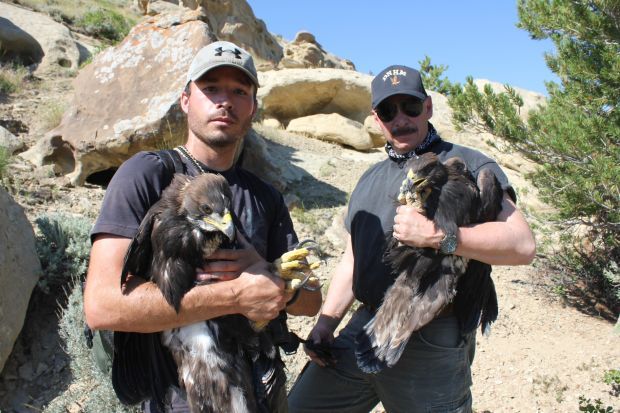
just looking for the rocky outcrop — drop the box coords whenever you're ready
[286,113,373,150]
[133,1,352,71]
[279,31,355,70]
[258,69,372,124]
[0,2,82,73]
[363,115,385,147]
[0,187,41,373]
[133,0,283,69]
[21,10,215,185]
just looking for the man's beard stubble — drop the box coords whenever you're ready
[188,109,253,149]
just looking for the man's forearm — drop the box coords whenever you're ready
[84,236,287,333]
[455,195,536,265]
[86,272,250,332]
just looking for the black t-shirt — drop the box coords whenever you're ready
[92,151,297,262]
[345,138,515,308]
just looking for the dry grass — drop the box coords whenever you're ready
[9,0,139,24]
[0,64,29,95]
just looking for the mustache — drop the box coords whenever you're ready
[211,109,238,121]
[391,126,417,137]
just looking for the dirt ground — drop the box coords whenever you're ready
[1,67,619,413]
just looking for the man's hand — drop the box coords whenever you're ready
[232,261,291,323]
[304,314,340,367]
[393,205,443,249]
[198,231,264,282]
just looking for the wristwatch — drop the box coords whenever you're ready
[439,231,458,254]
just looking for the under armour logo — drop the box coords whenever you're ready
[214,47,243,59]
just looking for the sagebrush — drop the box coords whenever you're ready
[75,8,134,43]
[44,277,138,413]
[35,213,92,293]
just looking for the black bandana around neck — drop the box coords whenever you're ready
[385,122,441,163]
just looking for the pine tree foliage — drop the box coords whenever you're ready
[418,55,456,95]
[448,0,619,307]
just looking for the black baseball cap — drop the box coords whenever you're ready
[371,65,427,108]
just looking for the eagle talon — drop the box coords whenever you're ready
[274,240,323,293]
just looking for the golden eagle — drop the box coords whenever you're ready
[112,173,282,413]
[355,153,504,373]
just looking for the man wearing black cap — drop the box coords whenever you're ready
[84,40,321,412]
[288,65,535,412]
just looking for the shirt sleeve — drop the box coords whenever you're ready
[90,152,171,242]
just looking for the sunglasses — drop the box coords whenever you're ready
[375,97,425,123]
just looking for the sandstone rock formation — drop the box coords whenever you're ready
[133,0,282,69]
[0,187,41,373]
[363,115,385,147]
[0,2,83,73]
[21,10,214,185]
[133,1,353,71]
[287,113,373,150]
[258,68,372,124]
[280,31,355,70]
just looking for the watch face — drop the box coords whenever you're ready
[440,233,458,254]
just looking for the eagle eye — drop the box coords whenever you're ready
[202,205,213,215]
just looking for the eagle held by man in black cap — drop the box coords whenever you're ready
[112,172,282,413]
[355,152,504,373]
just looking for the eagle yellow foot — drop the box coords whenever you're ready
[274,247,321,292]
[253,240,323,331]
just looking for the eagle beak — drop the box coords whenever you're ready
[203,211,235,242]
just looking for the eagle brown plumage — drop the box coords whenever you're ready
[355,153,504,373]
[112,173,282,413]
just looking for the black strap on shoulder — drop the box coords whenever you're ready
[158,148,185,176]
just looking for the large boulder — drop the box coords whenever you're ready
[134,0,283,69]
[286,113,373,150]
[21,10,215,185]
[0,187,41,373]
[258,68,372,124]
[279,31,355,70]
[0,2,81,73]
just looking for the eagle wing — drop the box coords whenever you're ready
[113,177,192,410]
[454,167,504,334]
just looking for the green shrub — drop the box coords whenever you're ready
[44,278,138,413]
[35,213,93,293]
[418,55,458,96]
[0,146,9,180]
[603,369,620,396]
[578,395,614,413]
[76,8,134,43]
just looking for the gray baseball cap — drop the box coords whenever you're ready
[186,40,259,88]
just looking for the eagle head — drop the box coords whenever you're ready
[179,173,235,244]
[397,153,448,210]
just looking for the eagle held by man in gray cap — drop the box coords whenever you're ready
[112,173,282,413]
[355,152,504,373]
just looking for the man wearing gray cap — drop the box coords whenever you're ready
[288,65,535,412]
[84,40,321,412]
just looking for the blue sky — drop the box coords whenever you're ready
[247,1,559,95]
